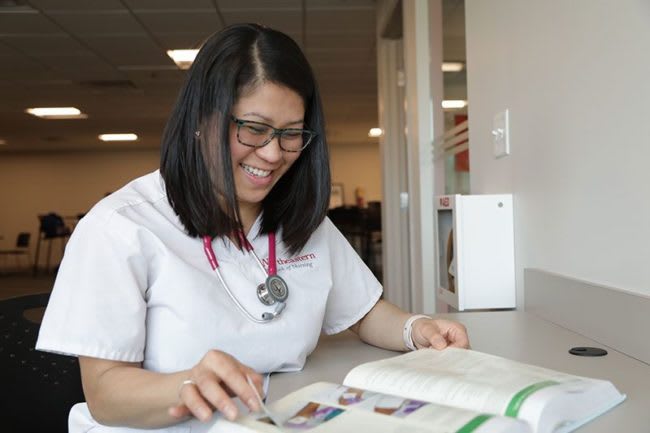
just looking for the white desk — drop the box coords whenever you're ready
[268,311,650,432]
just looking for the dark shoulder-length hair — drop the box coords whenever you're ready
[160,23,330,255]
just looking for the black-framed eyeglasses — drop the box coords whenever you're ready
[231,116,316,152]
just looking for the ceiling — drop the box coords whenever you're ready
[0,0,466,153]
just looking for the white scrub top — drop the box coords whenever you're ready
[36,170,382,433]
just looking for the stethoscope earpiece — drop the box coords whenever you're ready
[261,302,286,321]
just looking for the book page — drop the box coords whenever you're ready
[210,382,530,433]
[342,348,602,417]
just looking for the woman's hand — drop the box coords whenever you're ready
[350,299,472,352]
[168,350,264,422]
[411,318,470,350]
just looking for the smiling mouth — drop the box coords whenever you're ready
[241,163,272,178]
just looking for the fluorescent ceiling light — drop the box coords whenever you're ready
[441,100,467,109]
[167,49,199,70]
[98,133,138,142]
[26,106,87,119]
[368,128,383,137]
[442,62,465,72]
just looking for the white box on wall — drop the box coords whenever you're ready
[435,194,515,311]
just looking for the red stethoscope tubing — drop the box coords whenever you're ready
[202,232,277,276]
[202,232,285,323]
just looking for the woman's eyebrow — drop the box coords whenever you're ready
[241,112,304,126]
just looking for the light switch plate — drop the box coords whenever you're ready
[492,109,510,158]
[400,192,408,209]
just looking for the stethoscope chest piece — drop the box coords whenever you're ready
[257,275,289,305]
[204,231,289,323]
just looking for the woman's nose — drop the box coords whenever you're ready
[255,133,283,162]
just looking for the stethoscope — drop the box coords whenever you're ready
[202,231,289,323]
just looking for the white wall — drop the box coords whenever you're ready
[0,144,382,267]
[466,0,650,307]
[329,142,382,206]
[0,150,160,266]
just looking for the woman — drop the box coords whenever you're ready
[37,23,468,433]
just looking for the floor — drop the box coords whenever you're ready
[0,272,56,300]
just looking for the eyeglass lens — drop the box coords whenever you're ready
[237,121,313,151]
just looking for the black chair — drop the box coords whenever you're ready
[364,201,382,279]
[33,213,71,275]
[328,206,366,256]
[0,232,31,273]
[328,203,383,280]
[0,293,85,432]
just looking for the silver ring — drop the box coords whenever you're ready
[178,379,197,399]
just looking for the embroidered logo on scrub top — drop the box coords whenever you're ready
[262,252,317,271]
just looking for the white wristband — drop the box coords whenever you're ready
[403,314,432,351]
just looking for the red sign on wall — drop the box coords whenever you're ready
[455,114,469,172]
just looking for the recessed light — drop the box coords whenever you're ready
[441,100,467,109]
[368,128,383,137]
[167,49,199,70]
[26,106,88,119]
[98,133,138,142]
[442,62,465,72]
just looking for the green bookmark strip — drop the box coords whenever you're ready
[505,380,560,417]
[456,414,492,433]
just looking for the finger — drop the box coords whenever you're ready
[447,325,470,348]
[221,367,264,402]
[242,367,265,398]
[428,332,448,350]
[195,372,239,421]
[199,351,260,419]
[414,321,447,350]
[434,320,469,348]
[168,403,191,419]
[216,365,262,413]
[179,381,215,422]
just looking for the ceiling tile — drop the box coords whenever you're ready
[307,49,374,64]
[28,0,124,12]
[154,32,213,49]
[217,0,301,11]
[0,13,63,34]
[122,69,185,88]
[0,40,19,55]
[0,54,64,81]
[83,35,170,66]
[0,0,381,152]
[306,0,375,10]
[1,34,88,56]
[221,11,302,36]
[0,80,75,107]
[34,54,123,81]
[123,0,215,11]
[134,11,222,36]
[307,31,374,50]
[443,36,466,61]
[48,10,146,36]
[306,9,374,34]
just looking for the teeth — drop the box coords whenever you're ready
[241,163,271,178]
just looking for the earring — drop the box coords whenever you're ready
[194,130,201,138]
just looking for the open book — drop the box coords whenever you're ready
[210,348,626,433]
